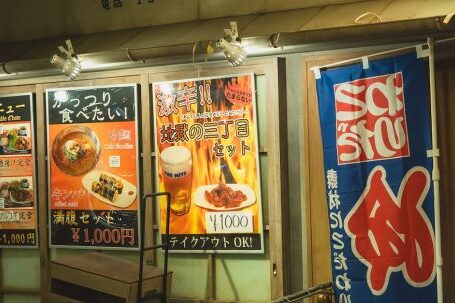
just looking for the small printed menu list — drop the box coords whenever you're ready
[0,93,37,247]
[46,84,140,249]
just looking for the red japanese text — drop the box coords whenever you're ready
[334,73,409,164]
[345,166,435,295]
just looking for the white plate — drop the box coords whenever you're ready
[9,198,33,205]
[9,189,33,204]
[82,170,137,208]
[194,184,256,211]
[5,148,31,153]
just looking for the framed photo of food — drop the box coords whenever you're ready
[152,74,264,253]
[0,93,38,248]
[46,84,140,249]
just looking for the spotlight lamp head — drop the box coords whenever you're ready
[50,54,81,80]
[50,39,81,80]
[216,21,247,67]
[216,38,247,67]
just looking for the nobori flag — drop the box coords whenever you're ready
[316,52,437,303]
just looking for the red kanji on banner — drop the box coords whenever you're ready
[346,166,435,295]
[334,73,410,164]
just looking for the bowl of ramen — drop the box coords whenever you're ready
[51,125,100,176]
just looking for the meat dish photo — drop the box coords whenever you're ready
[0,126,32,154]
[194,183,256,211]
[0,178,34,208]
[204,183,247,208]
[9,179,34,203]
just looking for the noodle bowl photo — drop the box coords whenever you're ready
[51,125,100,176]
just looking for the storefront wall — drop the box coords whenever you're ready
[0,47,375,303]
[1,41,454,303]
[0,58,287,303]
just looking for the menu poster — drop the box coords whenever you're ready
[0,93,37,247]
[153,74,264,253]
[46,84,140,249]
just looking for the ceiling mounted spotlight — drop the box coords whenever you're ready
[50,39,81,80]
[217,38,247,67]
[216,21,247,67]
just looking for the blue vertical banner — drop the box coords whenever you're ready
[316,53,437,303]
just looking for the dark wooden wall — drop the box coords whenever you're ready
[436,54,455,302]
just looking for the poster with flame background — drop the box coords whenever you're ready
[152,74,264,253]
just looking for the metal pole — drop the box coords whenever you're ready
[137,192,171,303]
[311,35,455,73]
[314,43,423,70]
[137,193,146,302]
[270,282,332,303]
[163,192,171,303]
[427,37,444,303]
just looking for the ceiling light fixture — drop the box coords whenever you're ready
[216,21,247,67]
[50,39,81,80]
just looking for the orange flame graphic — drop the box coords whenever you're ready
[155,76,260,235]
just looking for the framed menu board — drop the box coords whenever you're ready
[46,84,140,249]
[152,74,264,253]
[0,93,37,248]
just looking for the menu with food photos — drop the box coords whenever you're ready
[152,74,264,253]
[0,93,37,247]
[46,84,140,249]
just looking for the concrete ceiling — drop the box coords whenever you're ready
[0,0,454,79]
[0,0,367,43]
[1,0,453,56]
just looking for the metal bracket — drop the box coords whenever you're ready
[416,44,430,58]
[311,67,321,79]
[58,39,76,59]
[443,11,455,24]
[362,56,369,69]
[223,21,240,42]
[437,256,444,266]
[426,149,440,157]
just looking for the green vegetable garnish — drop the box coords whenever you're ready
[7,129,18,149]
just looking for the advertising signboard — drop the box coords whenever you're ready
[152,74,264,253]
[0,93,37,247]
[47,84,140,249]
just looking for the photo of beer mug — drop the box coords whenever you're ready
[160,146,193,215]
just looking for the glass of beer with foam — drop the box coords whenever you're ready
[159,146,192,215]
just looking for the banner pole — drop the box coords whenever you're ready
[312,36,455,73]
[427,36,443,303]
